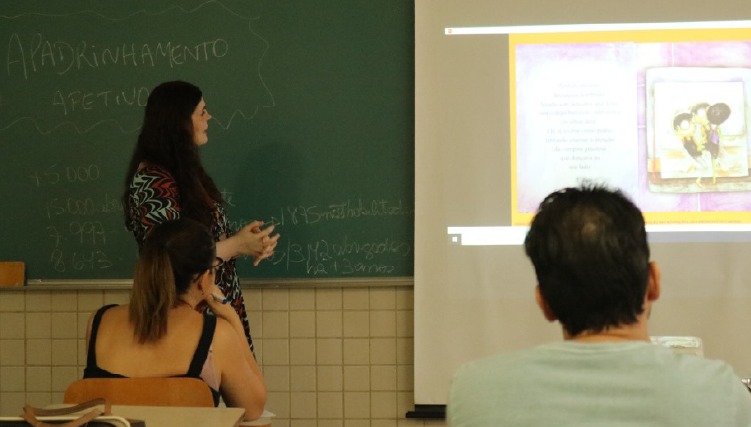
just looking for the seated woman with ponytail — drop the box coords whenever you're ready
[83,218,266,420]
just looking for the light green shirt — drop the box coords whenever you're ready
[448,341,751,426]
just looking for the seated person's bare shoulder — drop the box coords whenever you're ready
[209,317,247,368]
[87,305,204,377]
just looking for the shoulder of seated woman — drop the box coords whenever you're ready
[99,304,128,319]
[210,318,242,349]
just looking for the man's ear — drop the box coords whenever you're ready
[535,285,556,322]
[646,261,661,302]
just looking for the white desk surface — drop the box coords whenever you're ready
[112,404,245,427]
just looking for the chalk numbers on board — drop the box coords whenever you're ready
[29,163,100,187]
[32,162,114,272]
[49,249,113,273]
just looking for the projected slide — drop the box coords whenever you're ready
[446,23,751,246]
[512,27,751,226]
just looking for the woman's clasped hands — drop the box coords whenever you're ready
[238,220,280,266]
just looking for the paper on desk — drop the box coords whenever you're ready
[651,335,704,357]
[239,409,276,426]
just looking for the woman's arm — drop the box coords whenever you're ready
[127,165,181,244]
[130,166,278,265]
[213,320,267,419]
[206,289,267,420]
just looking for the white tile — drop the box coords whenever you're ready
[370,311,396,337]
[318,391,344,419]
[343,391,370,419]
[317,366,343,391]
[26,313,51,339]
[290,289,315,310]
[343,289,369,310]
[290,391,317,419]
[26,292,51,312]
[0,313,25,339]
[290,311,316,338]
[343,311,369,338]
[289,338,316,365]
[263,311,289,338]
[316,311,343,338]
[290,365,316,392]
[371,391,397,419]
[263,289,290,310]
[316,289,343,310]
[316,338,342,365]
[0,339,24,365]
[370,288,396,310]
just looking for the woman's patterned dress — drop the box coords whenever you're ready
[126,163,254,353]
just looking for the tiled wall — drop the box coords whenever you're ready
[0,285,446,427]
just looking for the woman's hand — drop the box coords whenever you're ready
[249,222,280,266]
[216,220,280,266]
[236,220,279,265]
[203,284,254,360]
[203,285,240,323]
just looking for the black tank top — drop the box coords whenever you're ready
[83,304,220,406]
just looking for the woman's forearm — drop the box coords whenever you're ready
[215,236,241,261]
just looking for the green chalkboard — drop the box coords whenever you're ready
[0,0,415,281]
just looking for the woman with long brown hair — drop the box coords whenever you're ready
[84,218,266,420]
[122,80,278,352]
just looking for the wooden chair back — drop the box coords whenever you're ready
[63,377,215,407]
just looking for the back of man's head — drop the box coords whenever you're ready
[523,183,650,337]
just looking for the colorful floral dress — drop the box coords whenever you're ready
[126,163,254,352]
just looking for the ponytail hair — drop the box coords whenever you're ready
[129,218,215,343]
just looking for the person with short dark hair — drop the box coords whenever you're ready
[447,183,751,426]
[84,218,266,420]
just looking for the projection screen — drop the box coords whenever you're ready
[415,0,751,410]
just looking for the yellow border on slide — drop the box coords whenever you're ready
[509,27,751,226]
[515,211,751,226]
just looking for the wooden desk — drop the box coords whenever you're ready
[112,405,245,427]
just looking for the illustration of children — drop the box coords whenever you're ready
[705,102,731,182]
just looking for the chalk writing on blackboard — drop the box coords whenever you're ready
[0,0,273,134]
[6,34,230,80]
[1,0,416,280]
[272,236,412,276]
[228,199,414,276]
[269,199,414,226]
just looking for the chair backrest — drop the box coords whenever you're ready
[64,377,215,407]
